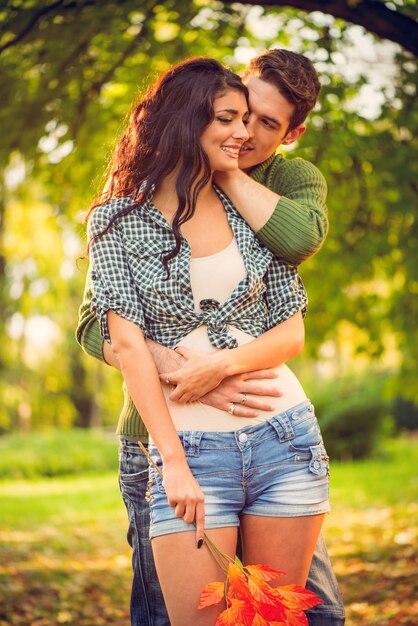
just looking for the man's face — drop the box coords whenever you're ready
[238,75,306,170]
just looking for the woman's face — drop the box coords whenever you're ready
[200,89,249,172]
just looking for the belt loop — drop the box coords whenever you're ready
[185,431,204,457]
[270,414,294,442]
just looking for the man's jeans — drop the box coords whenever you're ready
[119,439,345,626]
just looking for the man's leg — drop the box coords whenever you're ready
[305,533,345,626]
[119,439,169,626]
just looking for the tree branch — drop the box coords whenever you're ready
[223,0,418,56]
[72,2,158,135]
[0,0,95,54]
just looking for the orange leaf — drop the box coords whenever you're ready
[215,599,254,626]
[198,581,225,609]
[230,599,256,626]
[276,584,323,610]
[245,564,286,582]
[251,613,270,626]
[227,562,252,602]
[248,575,279,606]
[282,607,308,626]
[215,606,237,626]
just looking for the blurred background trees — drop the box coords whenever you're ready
[1,0,417,455]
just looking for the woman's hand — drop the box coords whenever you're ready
[162,457,205,545]
[160,347,229,403]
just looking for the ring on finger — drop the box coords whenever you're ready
[227,402,236,416]
[241,393,248,405]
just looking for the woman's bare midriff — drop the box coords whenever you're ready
[162,326,307,432]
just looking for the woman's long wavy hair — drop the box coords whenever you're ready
[87,57,248,270]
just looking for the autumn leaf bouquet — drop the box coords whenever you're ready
[199,534,322,626]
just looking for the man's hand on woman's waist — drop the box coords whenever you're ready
[160,346,282,417]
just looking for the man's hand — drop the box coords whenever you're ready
[200,371,282,417]
[160,346,282,415]
[146,340,185,374]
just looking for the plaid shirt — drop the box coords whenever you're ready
[88,186,307,349]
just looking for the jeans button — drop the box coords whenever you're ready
[238,433,248,443]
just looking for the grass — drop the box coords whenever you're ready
[0,428,119,479]
[329,436,418,507]
[0,434,417,625]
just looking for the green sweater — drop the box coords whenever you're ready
[76,153,328,437]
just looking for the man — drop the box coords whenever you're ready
[76,49,345,626]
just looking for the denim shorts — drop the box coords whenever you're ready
[148,400,330,539]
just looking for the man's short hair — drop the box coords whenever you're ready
[244,49,321,132]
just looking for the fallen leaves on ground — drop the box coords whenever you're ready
[0,491,416,625]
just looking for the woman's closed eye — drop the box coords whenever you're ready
[217,116,250,126]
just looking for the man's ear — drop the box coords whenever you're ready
[282,123,306,145]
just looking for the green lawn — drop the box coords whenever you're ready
[0,435,416,625]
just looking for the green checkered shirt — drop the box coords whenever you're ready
[88,185,307,352]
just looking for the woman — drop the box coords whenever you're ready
[88,57,329,626]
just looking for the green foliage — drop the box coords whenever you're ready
[0,428,119,479]
[0,1,417,432]
[313,370,394,460]
[392,396,418,432]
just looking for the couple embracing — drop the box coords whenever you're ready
[77,49,345,626]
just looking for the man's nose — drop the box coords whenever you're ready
[245,114,256,139]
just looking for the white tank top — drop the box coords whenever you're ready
[162,238,307,431]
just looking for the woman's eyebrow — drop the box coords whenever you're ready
[215,108,249,115]
[214,108,239,114]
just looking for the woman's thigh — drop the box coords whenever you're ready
[240,513,325,586]
[152,527,238,626]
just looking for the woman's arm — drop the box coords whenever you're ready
[107,311,205,544]
[167,312,304,404]
[88,204,204,542]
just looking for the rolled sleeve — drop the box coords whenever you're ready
[263,259,308,329]
[88,203,146,343]
[257,158,328,264]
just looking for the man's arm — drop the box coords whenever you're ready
[76,270,107,362]
[214,157,328,265]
